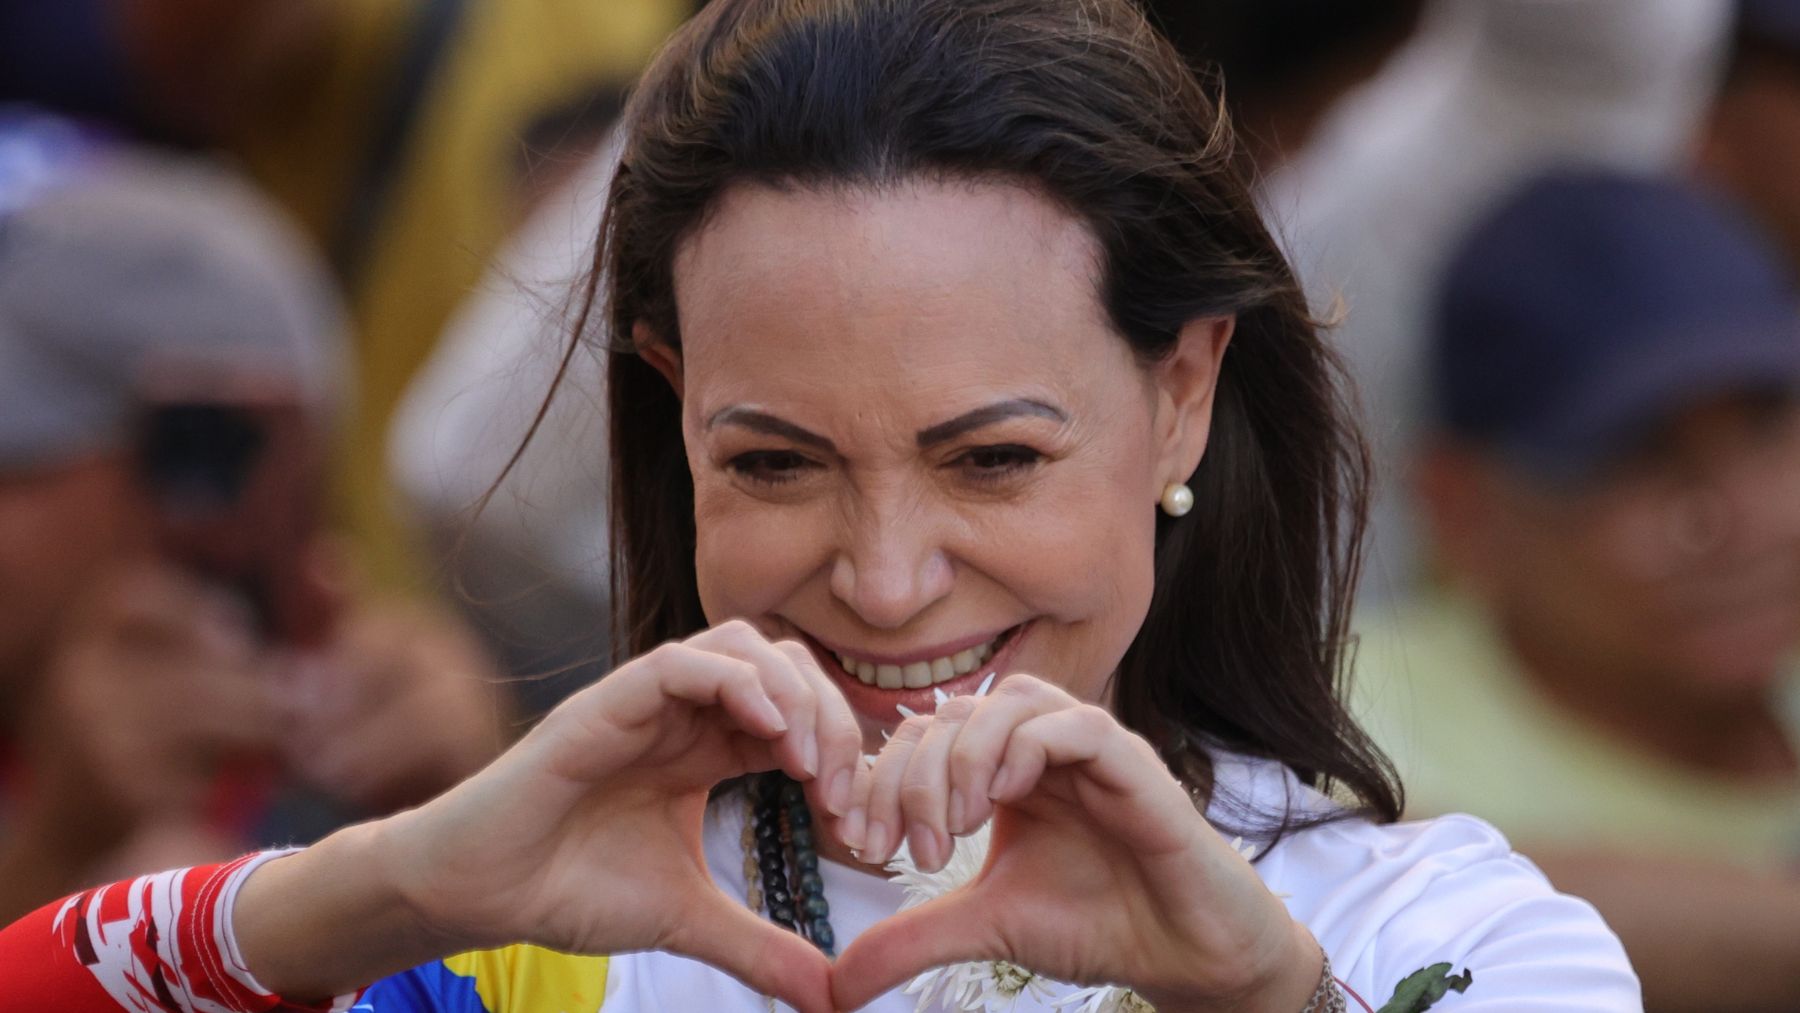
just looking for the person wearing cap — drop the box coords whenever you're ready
[0,122,511,924]
[1353,169,1800,1010]
[1701,0,1800,272]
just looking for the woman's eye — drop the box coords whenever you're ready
[726,450,817,485]
[955,444,1044,480]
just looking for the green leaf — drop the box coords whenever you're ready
[1375,963,1474,1013]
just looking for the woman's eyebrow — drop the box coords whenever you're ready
[917,399,1066,448]
[706,407,837,452]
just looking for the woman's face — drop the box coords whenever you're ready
[661,180,1228,742]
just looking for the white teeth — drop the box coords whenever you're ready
[836,635,1004,690]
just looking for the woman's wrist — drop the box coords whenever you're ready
[1150,918,1326,1013]
[234,815,460,1000]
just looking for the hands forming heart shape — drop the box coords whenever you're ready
[387,621,1322,1013]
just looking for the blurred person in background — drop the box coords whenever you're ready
[1354,170,1800,1011]
[1270,0,1733,603]
[1141,0,1428,174]
[0,0,694,589]
[1701,0,1800,270]
[0,115,509,924]
[388,132,618,720]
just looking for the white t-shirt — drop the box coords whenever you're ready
[605,754,1641,1011]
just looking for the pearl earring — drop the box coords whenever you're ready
[1160,482,1194,518]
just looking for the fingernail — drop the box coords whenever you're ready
[948,789,966,835]
[908,824,939,871]
[841,805,867,850]
[759,695,788,733]
[826,768,852,816]
[987,766,1012,801]
[864,820,889,863]
[800,731,820,778]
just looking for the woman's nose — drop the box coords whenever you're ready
[828,512,955,630]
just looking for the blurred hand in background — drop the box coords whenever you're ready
[280,579,513,816]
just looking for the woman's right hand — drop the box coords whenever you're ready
[241,620,863,1013]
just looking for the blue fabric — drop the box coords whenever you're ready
[355,962,492,1013]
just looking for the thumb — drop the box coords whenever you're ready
[831,891,1002,1011]
[667,891,836,1013]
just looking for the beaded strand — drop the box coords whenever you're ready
[751,775,798,931]
[779,777,834,955]
[748,773,836,955]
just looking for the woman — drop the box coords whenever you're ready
[0,0,1637,1010]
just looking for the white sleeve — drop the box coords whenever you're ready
[1272,814,1641,1011]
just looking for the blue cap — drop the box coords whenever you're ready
[1431,170,1800,482]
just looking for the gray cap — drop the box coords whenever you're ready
[0,145,349,471]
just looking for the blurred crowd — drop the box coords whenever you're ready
[3,0,1800,1010]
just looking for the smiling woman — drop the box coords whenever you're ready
[1,0,1642,1011]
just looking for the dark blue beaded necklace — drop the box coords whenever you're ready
[748,772,836,956]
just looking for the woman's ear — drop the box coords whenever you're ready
[634,320,684,398]
[1153,315,1234,488]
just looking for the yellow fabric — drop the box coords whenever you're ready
[442,945,609,1012]
[233,0,688,587]
[1352,590,1800,869]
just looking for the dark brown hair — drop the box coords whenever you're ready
[589,0,1400,835]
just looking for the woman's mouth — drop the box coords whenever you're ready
[804,622,1031,723]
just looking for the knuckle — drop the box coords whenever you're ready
[719,618,763,641]
[933,695,979,722]
[771,638,813,662]
[693,618,757,647]
[824,723,864,752]
[636,642,684,671]
[895,715,932,741]
[947,741,994,780]
[993,676,1036,701]
[897,779,939,812]
[1073,703,1115,729]
[993,673,1040,700]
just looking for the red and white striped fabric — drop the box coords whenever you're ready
[2,851,362,1012]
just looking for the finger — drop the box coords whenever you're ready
[834,754,875,852]
[666,891,835,1013]
[581,644,787,782]
[693,622,822,781]
[105,568,258,659]
[945,674,1079,832]
[988,706,1194,855]
[652,649,791,741]
[859,716,927,865]
[831,891,1004,1011]
[989,704,1116,802]
[726,730,781,776]
[770,639,861,817]
[897,695,978,872]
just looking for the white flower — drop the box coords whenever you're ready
[886,822,1139,1013]
[1050,987,1156,1013]
[895,673,999,722]
[888,820,992,908]
[876,678,1294,1013]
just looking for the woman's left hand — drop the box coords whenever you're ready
[832,675,1322,1013]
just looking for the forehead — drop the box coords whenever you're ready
[669,180,1133,404]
